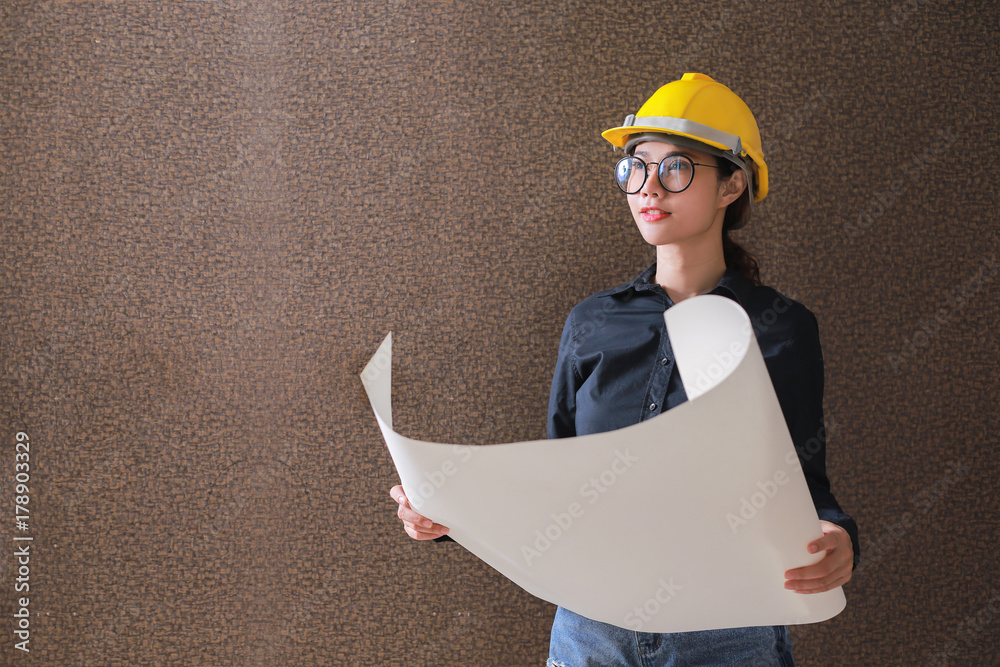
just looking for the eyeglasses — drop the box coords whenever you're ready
[614,154,719,194]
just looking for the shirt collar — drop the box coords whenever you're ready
[599,262,753,306]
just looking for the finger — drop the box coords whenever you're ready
[390,485,450,538]
[806,537,831,555]
[809,522,848,553]
[785,552,852,586]
[391,490,442,530]
[785,561,846,586]
[785,543,854,579]
[389,485,407,505]
[397,503,435,528]
[785,560,851,588]
[389,486,430,524]
[806,532,841,554]
[784,569,852,593]
[786,546,852,580]
[403,520,449,541]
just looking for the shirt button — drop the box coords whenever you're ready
[660,357,670,366]
[649,402,658,411]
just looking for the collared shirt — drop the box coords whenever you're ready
[547,263,859,562]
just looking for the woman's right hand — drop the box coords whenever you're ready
[390,485,450,540]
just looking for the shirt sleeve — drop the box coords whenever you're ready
[767,306,860,568]
[547,310,580,440]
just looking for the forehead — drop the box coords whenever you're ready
[630,140,712,161]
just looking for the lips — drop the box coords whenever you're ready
[639,207,670,222]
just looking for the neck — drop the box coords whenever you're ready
[654,238,727,304]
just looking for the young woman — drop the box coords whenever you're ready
[391,73,859,666]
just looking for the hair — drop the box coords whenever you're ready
[715,157,761,286]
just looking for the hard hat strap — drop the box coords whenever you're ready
[624,114,744,157]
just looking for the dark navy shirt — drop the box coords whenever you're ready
[547,263,860,565]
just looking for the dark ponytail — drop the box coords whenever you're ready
[717,157,762,286]
[723,231,760,286]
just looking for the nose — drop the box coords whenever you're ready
[638,163,663,197]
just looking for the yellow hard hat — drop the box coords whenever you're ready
[602,73,768,203]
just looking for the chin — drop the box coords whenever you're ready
[636,226,680,247]
[639,234,668,246]
[636,219,717,248]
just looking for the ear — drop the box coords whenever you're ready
[719,169,747,207]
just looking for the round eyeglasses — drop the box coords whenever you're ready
[614,154,720,194]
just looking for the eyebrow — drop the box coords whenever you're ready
[634,149,696,160]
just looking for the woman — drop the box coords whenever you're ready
[391,73,859,666]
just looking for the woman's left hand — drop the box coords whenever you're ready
[783,520,854,594]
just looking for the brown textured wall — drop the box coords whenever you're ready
[1,0,998,664]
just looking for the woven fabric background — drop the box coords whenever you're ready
[2,1,998,664]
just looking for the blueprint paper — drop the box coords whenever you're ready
[362,295,846,632]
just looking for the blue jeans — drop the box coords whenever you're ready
[548,607,794,667]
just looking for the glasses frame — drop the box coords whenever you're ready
[614,154,720,195]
